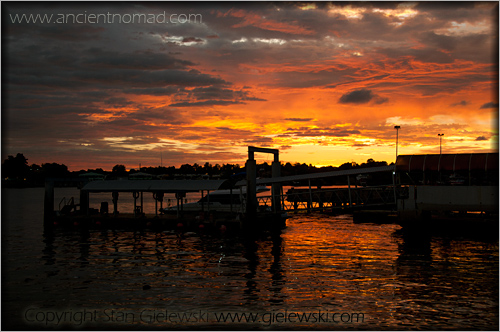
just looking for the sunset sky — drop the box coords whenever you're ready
[3,2,498,171]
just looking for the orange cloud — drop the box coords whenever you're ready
[218,8,316,35]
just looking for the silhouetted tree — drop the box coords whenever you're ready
[3,153,393,186]
[282,162,294,176]
[2,153,30,179]
[41,162,69,178]
[203,162,212,174]
[180,164,194,174]
[360,159,388,168]
[112,164,127,176]
[87,168,105,174]
[339,161,359,170]
[193,163,202,173]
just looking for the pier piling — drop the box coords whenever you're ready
[245,146,281,221]
[245,157,257,219]
[271,158,281,213]
[43,180,55,226]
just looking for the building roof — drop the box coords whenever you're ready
[128,172,155,179]
[235,165,394,186]
[81,179,226,193]
[396,153,499,172]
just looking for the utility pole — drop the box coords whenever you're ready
[394,125,401,160]
[438,133,444,154]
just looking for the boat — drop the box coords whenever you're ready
[448,173,466,185]
[159,185,270,213]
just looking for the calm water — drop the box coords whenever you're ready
[2,187,498,330]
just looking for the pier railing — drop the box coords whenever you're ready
[256,185,397,213]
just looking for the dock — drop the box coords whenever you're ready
[44,148,499,232]
[44,176,287,232]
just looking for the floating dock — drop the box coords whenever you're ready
[44,178,286,232]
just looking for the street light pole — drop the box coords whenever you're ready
[394,125,401,160]
[438,133,444,154]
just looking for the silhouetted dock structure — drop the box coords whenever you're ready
[241,165,396,214]
[44,148,498,232]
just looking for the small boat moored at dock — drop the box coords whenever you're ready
[159,185,270,213]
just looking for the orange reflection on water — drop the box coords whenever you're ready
[276,215,401,309]
[31,213,497,329]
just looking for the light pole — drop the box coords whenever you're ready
[394,125,401,160]
[438,133,444,154]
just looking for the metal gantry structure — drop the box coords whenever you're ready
[237,161,397,215]
[256,184,397,213]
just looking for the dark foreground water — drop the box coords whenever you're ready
[2,188,499,330]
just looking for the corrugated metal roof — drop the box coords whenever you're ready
[396,153,499,172]
[235,165,394,186]
[81,179,226,192]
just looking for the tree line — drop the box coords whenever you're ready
[2,153,392,187]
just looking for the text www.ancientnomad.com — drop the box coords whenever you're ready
[9,12,203,24]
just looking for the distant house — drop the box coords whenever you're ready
[78,172,105,182]
[128,172,155,180]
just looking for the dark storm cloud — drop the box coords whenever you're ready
[284,118,314,122]
[242,136,274,146]
[188,86,246,100]
[5,21,106,41]
[413,1,492,23]
[123,87,184,96]
[8,65,229,92]
[451,100,470,107]
[285,126,361,138]
[167,86,266,107]
[188,86,266,101]
[181,37,204,43]
[338,89,388,105]
[82,49,195,69]
[475,136,488,141]
[417,31,493,63]
[268,69,352,89]
[169,100,244,107]
[71,68,229,87]
[87,107,195,138]
[214,127,255,139]
[79,90,112,98]
[128,107,192,125]
[103,97,135,107]
[378,46,454,64]
[420,31,458,52]
[6,41,230,92]
[480,102,499,109]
